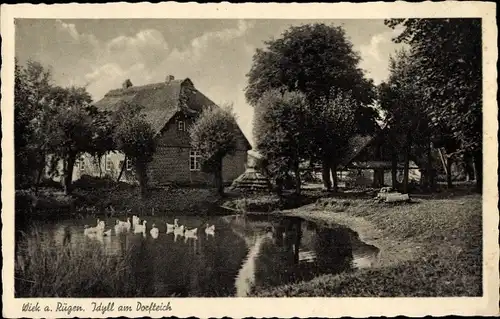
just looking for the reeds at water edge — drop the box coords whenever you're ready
[14,227,138,297]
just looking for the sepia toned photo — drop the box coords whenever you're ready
[2,2,498,318]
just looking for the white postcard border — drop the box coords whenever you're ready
[2,2,498,318]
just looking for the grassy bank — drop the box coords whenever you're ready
[16,177,227,225]
[250,193,482,297]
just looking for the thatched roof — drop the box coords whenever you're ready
[95,78,191,134]
[94,77,251,150]
[230,168,271,192]
[338,134,376,168]
[339,123,422,170]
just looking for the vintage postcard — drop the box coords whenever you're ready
[1,2,498,318]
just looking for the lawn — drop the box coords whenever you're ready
[250,193,483,297]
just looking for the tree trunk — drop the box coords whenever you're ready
[214,159,224,196]
[322,155,332,191]
[62,153,77,195]
[427,143,436,192]
[35,163,45,192]
[402,156,409,194]
[117,156,126,182]
[33,152,47,193]
[136,161,148,199]
[330,160,338,193]
[373,168,384,188]
[472,156,477,181]
[98,155,103,178]
[464,152,475,181]
[293,160,301,195]
[391,149,398,190]
[446,155,453,189]
[402,134,412,194]
[473,149,482,193]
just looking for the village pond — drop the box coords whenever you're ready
[16,213,380,297]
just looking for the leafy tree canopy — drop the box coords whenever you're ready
[113,102,156,164]
[245,23,376,108]
[190,104,239,172]
[254,90,313,184]
[385,18,482,153]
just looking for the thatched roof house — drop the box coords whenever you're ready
[73,76,251,186]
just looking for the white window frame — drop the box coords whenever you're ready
[177,120,185,131]
[126,158,132,171]
[105,154,112,171]
[190,150,201,171]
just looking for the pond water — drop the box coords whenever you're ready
[19,213,380,297]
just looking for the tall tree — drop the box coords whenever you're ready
[253,90,312,195]
[44,86,94,195]
[378,49,431,194]
[190,104,239,196]
[113,102,156,198]
[14,60,54,188]
[245,23,377,190]
[313,92,358,192]
[385,18,482,192]
[86,107,116,177]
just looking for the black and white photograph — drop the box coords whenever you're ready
[2,2,498,318]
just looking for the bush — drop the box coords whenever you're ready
[73,175,117,190]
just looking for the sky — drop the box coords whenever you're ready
[15,19,405,145]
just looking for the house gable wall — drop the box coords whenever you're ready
[148,111,248,186]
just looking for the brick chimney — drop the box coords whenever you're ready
[166,75,175,83]
[122,79,133,89]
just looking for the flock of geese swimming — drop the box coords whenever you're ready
[83,215,216,242]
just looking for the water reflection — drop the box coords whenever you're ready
[226,214,379,296]
[22,213,378,297]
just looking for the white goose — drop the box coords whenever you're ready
[97,220,105,230]
[103,229,112,237]
[166,219,179,234]
[83,225,95,236]
[84,220,105,236]
[134,220,147,234]
[132,215,140,228]
[173,224,185,242]
[150,224,159,239]
[125,217,132,232]
[205,223,215,236]
[184,227,198,243]
[184,227,198,237]
[114,219,127,234]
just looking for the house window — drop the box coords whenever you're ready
[190,150,201,171]
[177,120,186,131]
[126,158,132,171]
[105,154,112,171]
[79,157,85,171]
